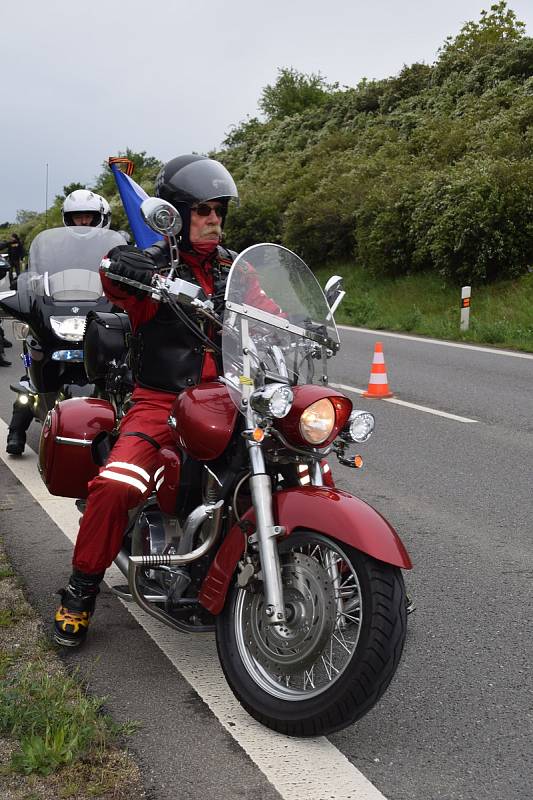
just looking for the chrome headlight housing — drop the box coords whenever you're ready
[250,383,294,419]
[13,321,30,340]
[299,398,336,445]
[50,316,86,341]
[341,410,375,443]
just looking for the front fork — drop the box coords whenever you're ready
[246,432,326,627]
[240,317,330,627]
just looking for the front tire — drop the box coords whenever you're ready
[216,532,407,736]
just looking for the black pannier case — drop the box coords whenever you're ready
[83,311,131,382]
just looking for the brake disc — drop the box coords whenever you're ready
[242,551,337,675]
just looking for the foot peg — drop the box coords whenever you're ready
[110,584,168,603]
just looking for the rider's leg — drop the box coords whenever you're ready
[54,394,175,646]
[6,399,34,455]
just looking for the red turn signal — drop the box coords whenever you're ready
[353,455,364,468]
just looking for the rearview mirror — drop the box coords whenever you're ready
[140,198,183,237]
[324,275,345,317]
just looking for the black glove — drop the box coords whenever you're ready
[103,245,156,298]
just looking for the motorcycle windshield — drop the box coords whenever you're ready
[27,227,125,301]
[222,243,340,410]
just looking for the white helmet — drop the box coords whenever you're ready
[62,190,111,229]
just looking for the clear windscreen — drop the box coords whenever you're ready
[27,227,126,300]
[222,244,339,410]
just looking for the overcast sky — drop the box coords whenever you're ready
[2,0,532,223]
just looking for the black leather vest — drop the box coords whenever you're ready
[129,247,234,394]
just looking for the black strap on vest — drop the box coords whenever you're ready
[122,431,161,450]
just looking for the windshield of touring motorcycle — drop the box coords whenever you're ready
[27,228,126,301]
[222,244,340,409]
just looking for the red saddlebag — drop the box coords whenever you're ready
[39,398,116,499]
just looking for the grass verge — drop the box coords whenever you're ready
[0,535,144,800]
[315,264,533,352]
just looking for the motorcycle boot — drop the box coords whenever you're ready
[54,570,104,647]
[6,430,26,455]
[6,403,34,455]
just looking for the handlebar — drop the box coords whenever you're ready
[100,266,216,315]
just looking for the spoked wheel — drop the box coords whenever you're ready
[216,532,407,736]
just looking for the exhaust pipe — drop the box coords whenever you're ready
[127,500,224,633]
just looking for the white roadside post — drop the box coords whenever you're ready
[460,285,471,331]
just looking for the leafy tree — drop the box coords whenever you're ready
[15,210,39,225]
[443,1,525,53]
[259,68,337,120]
[62,181,86,196]
[435,1,526,81]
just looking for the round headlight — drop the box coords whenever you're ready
[299,398,336,445]
[342,410,375,443]
[250,383,294,419]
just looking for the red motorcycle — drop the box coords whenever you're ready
[39,205,411,737]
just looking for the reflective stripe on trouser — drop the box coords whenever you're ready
[72,393,176,575]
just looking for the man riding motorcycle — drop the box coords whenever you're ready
[62,189,111,230]
[5,190,113,456]
[54,155,277,647]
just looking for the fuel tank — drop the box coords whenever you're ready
[39,397,116,498]
[169,381,238,461]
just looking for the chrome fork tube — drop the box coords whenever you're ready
[310,460,324,486]
[246,433,287,624]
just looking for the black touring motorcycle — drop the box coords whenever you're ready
[0,226,125,421]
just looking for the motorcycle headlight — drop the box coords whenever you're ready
[250,383,294,419]
[50,316,86,341]
[51,349,84,362]
[299,398,336,445]
[341,410,375,443]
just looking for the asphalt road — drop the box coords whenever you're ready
[0,321,531,800]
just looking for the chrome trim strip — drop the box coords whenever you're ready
[55,436,92,447]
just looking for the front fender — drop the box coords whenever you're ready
[199,486,412,615]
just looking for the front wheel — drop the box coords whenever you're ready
[216,532,407,736]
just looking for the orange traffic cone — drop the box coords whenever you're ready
[362,342,394,398]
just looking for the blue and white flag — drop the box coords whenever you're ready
[109,163,161,249]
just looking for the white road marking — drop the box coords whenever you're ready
[0,419,388,800]
[331,382,478,424]
[338,325,533,360]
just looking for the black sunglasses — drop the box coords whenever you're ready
[191,203,224,218]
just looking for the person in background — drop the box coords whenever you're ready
[62,190,111,230]
[3,234,25,289]
[0,249,13,365]
[0,325,11,366]
[5,193,111,455]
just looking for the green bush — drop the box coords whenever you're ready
[410,158,533,282]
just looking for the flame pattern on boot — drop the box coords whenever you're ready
[54,606,91,645]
